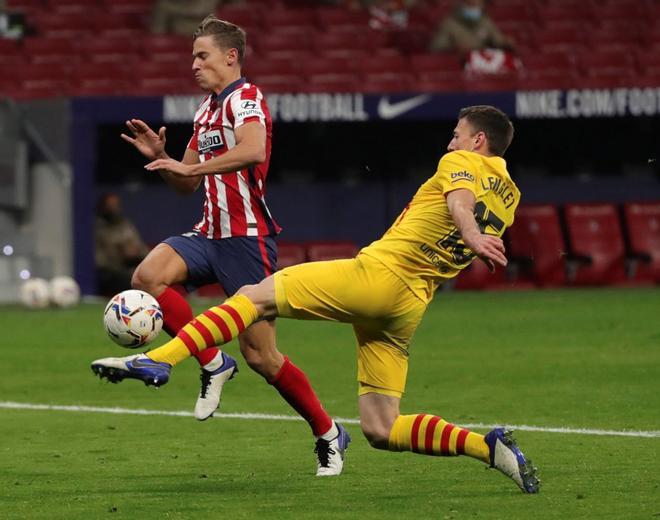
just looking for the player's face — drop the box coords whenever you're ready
[192,36,234,92]
[447,118,480,152]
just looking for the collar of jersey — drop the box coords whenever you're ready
[212,77,246,103]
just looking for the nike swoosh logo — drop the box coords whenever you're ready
[130,357,158,369]
[377,94,431,120]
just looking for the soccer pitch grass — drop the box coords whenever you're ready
[1,288,659,519]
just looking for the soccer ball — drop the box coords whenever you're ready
[19,278,50,309]
[103,290,163,348]
[50,276,80,308]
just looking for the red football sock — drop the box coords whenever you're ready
[269,356,333,436]
[156,287,219,366]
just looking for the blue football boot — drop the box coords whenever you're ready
[91,354,171,387]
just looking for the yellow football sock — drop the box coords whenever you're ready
[388,414,489,463]
[148,294,258,367]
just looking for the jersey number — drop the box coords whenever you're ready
[437,201,506,265]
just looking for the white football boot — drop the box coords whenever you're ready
[485,428,540,493]
[194,351,239,421]
[315,423,351,476]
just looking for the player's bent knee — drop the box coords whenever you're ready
[360,421,391,450]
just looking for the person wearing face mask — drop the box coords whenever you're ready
[430,0,515,56]
[95,193,150,297]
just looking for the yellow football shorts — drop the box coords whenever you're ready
[273,254,427,398]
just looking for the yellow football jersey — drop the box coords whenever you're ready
[360,150,521,303]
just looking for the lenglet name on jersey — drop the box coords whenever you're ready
[481,176,517,209]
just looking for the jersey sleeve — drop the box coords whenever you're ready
[229,85,267,129]
[186,123,199,152]
[433,151,478,196]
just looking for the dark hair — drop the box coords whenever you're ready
[193,15,246,64]
[458,105,514,156]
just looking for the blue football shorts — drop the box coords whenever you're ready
[163,232,277,296]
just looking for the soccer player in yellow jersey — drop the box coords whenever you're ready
[92,105,540,492]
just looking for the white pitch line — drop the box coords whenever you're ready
[1,401,659,439]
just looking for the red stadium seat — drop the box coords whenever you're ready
[70,63,131,96]
[245,58,298,79]
[488,5,535,24]
[216,4,261,28]
[315,7,370,28]
[307,73,360,93]
[299,57,357,76]
[507,204,567,287]
[453,259,509,290]
[306,241,358,262]
[255,33,312,58]
[313,31,367,54]
[251,73,300,93]
[46,0,99,15]
[266,7,316,27]
[464,74,519,92]
[532,28,587,53]
[410,53,463,76]
[276,242,306,269]
[362,72,413,94]
[623,202,660,283]
[417,75,465,93]
[32,13,92,38]
[563,203,627,286]
[360,53,406,74]
[636,50,660,79]
[103,0,153,16]
[579,51,636,82]
[535,4,591,26]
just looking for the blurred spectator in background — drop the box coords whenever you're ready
[0,0,26,39]
[150,0,223,35]
[366,0,416,30]
[95,193,149,296]
[430,0,514,56]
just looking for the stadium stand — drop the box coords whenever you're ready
[563,203,627,286]
[277,242,307,269]
[623,202,660,283]
[305,241,358,262]
[453,258,508,291]
[3,0,660,97]
[506,204,567,287]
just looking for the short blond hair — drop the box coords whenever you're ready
[194,15,246,64]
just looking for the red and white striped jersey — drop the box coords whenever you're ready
[187,78,281,239]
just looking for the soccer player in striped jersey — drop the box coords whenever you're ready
[92,16,348,476]
[94,105,539,491]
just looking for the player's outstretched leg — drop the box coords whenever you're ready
[485,428,540,493]
[314,422,351,477]
[91,354,172,387]
[194,351,239,420]
[388,414,540,493]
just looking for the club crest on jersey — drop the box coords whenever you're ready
[198,130,224,153]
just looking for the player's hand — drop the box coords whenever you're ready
[121,119,166,160]
[144,158,194,177]
[463,233,507,272]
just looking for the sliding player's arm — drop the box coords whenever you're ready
[446,188,507,270]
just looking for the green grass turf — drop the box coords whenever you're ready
[1,288,659,519]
